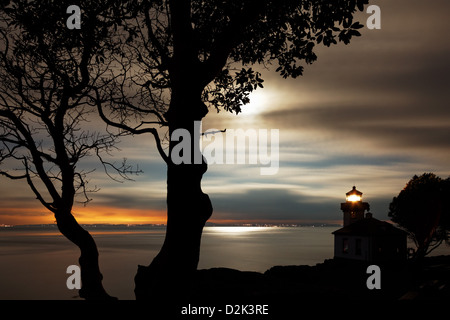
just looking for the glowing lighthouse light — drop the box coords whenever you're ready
[346,186,363,202]
[347,194,362,202]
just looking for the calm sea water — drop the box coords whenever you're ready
[0,226,448,300]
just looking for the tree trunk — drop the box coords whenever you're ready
[135,87,213,301]
[55,209,116,300]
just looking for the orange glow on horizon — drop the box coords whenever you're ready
[0,207,51,226]
[72,206,167,225]
[1,207,342,227]
[0,206,167,226]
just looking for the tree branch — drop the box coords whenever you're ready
[95,96,169,164]
[143,3,171,69]
[0,171,27,180]
[200,1,267,85]
[22,157,57,213]
[0,108,61,203]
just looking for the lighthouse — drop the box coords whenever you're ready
[340,186,370,227]
[333,186,407,263]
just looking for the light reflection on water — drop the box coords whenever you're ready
[0,226,336,299]
[204,226,273,234]
[1,226,449,300]
[199,226,335,274]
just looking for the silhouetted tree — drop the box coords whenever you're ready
[0,0,136,299]
[95,0,370,299]
[389,173,450,260]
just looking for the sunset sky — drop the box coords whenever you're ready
[1,0,450,226]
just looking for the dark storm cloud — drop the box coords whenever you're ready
[210,187,399,223]
[210,188,338,222]
[256,0,450,120]
[93,191,166,211]
[263,104,450,151]
[280,153,415,170]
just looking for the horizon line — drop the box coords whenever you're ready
[0,222,343,228]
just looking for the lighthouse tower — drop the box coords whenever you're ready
[340,186,370,227]
[333,186,407,262]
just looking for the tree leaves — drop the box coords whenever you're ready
[338,21,364,44]
[188,0,369,112]
[388,173,450,258]
[205,67,264,114]
[357,0,368,12]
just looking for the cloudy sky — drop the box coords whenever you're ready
[1,0,450,225]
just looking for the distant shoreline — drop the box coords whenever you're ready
[0,223,342,229]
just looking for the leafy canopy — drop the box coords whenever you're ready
[389,173,450,257]
[115,0,369,118]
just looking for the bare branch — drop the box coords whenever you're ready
[94,89,170,164]
[143,3,171,69]
[201,129,226,136]
[0,171,27,180]
[0,108,61,203]
[22,157,56,213]
[100,106,169,165]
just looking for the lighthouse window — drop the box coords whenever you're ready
[343,238,349,254]
[355,239,362,255]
